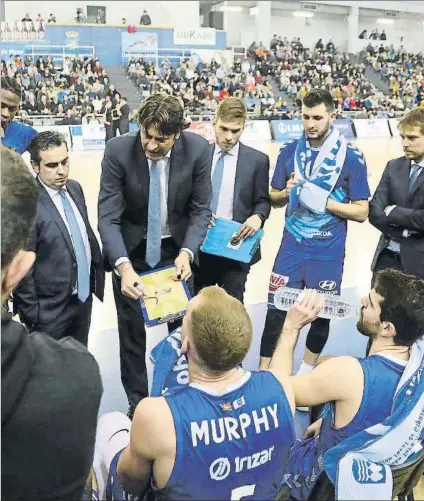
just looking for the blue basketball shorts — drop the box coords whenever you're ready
[268,251,344,309]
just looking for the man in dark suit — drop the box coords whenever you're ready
[98,93,212,416]
[369,107,424,282]
[13,131,105,346]
[194,98,271,302]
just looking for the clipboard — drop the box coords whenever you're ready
[201,217,264,263]
[137,265,191,327]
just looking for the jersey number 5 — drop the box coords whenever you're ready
[231,484,256,500]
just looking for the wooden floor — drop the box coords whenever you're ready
[72,136,423,498]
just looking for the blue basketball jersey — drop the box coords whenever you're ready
[2,121,37,154]
[284,354,406,500]
[271,139,370,261]
[154,371,295,501]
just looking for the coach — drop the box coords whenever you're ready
[370,107,424,281]
[194,98,271,302]
[98,93,212,417]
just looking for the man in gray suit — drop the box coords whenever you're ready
[370,107,424,282]
[194,98,271,302]
[98,93,211,417]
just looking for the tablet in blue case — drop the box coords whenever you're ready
[201,218,264,263]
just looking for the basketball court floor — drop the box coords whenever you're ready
[68,136,403,416]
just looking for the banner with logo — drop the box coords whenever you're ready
[173,27,216,46]
[240,120,272,142]
[353,119,391,138]
[35,125,72,149]
[271,120,304,141]
[388,118,400,137]
[70,124,105,150]
[334,119,355,140]
[187,122,215,142]
[121,31,158,62]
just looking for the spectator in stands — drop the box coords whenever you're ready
[21,13,32,21]
[47,13,56,23]
[118,96,130,134]
[36,13,44,23]
[380,29,387,40]
[359,29,368,39]
[122,17,127,24]
[315,38,324,52]
[326,39,335,52]
[140,9,152,25]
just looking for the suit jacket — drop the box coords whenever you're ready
[209,141,271,265]
[98,130,212,270]
[14,179,105,327]
[369,156,424,277]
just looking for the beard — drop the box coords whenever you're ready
[306,119,331,142]
[357,310,380,339]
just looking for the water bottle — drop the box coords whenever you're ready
[273,287,360,320]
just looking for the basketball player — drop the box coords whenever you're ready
[94,286,322,500]
[259,89,371,389]
[1,76,37,154]
[280,269,424,499]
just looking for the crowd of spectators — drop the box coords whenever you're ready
[126,53,277,119]
[363,44,424,109]
[0,54,127,125]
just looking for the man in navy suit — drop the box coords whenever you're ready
[194,98,271,303]
[98,93,212,416]
[370,107,424,282]
[13,131,105,346]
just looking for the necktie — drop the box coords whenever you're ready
[146,161,161,268]
[210,151,227,214]
[409,164,421,195]
[59,190,90,302]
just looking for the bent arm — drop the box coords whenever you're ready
[326,199,369,222]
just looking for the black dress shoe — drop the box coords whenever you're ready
[127,405,135,421]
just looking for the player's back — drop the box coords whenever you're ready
[2,121,37,154]
[154,370,295,501]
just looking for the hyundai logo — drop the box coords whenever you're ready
[319,280,336,291]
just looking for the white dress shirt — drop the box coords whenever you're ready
[386,159,423,252]
[212,142,239,220]
[39,178,91,294]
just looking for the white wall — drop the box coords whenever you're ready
[270,10,349,51]
[224,9,256,47]
[4,1,200,26]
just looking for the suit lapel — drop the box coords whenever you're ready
[37,181,75,256]
[398,158,411,202]
[132,132,150,201]
[410,165,424,198]
[169,137,183,212]
[233,143,246,217]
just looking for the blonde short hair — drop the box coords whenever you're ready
[190,286,252,372]
[216,97,247,123]
[399,107,424,136]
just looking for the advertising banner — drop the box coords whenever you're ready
[240,120,272,142]
[121,31,158,62]
[187,121,215,142]
[70,124,105,150]
[173,28,216,46]
[35,125,72,149]
[388,118,400,137]
[271,120,304,141]
[353,119,391,138]
[334,119,355,140]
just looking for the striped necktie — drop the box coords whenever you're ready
[409,164,421,194]
[59,190,90,302]
[210,151,227,214]
[146,161,161,268]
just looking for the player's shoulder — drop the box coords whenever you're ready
[239,142,269,163]
[346,142,366,164]
[276,139,298,162]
